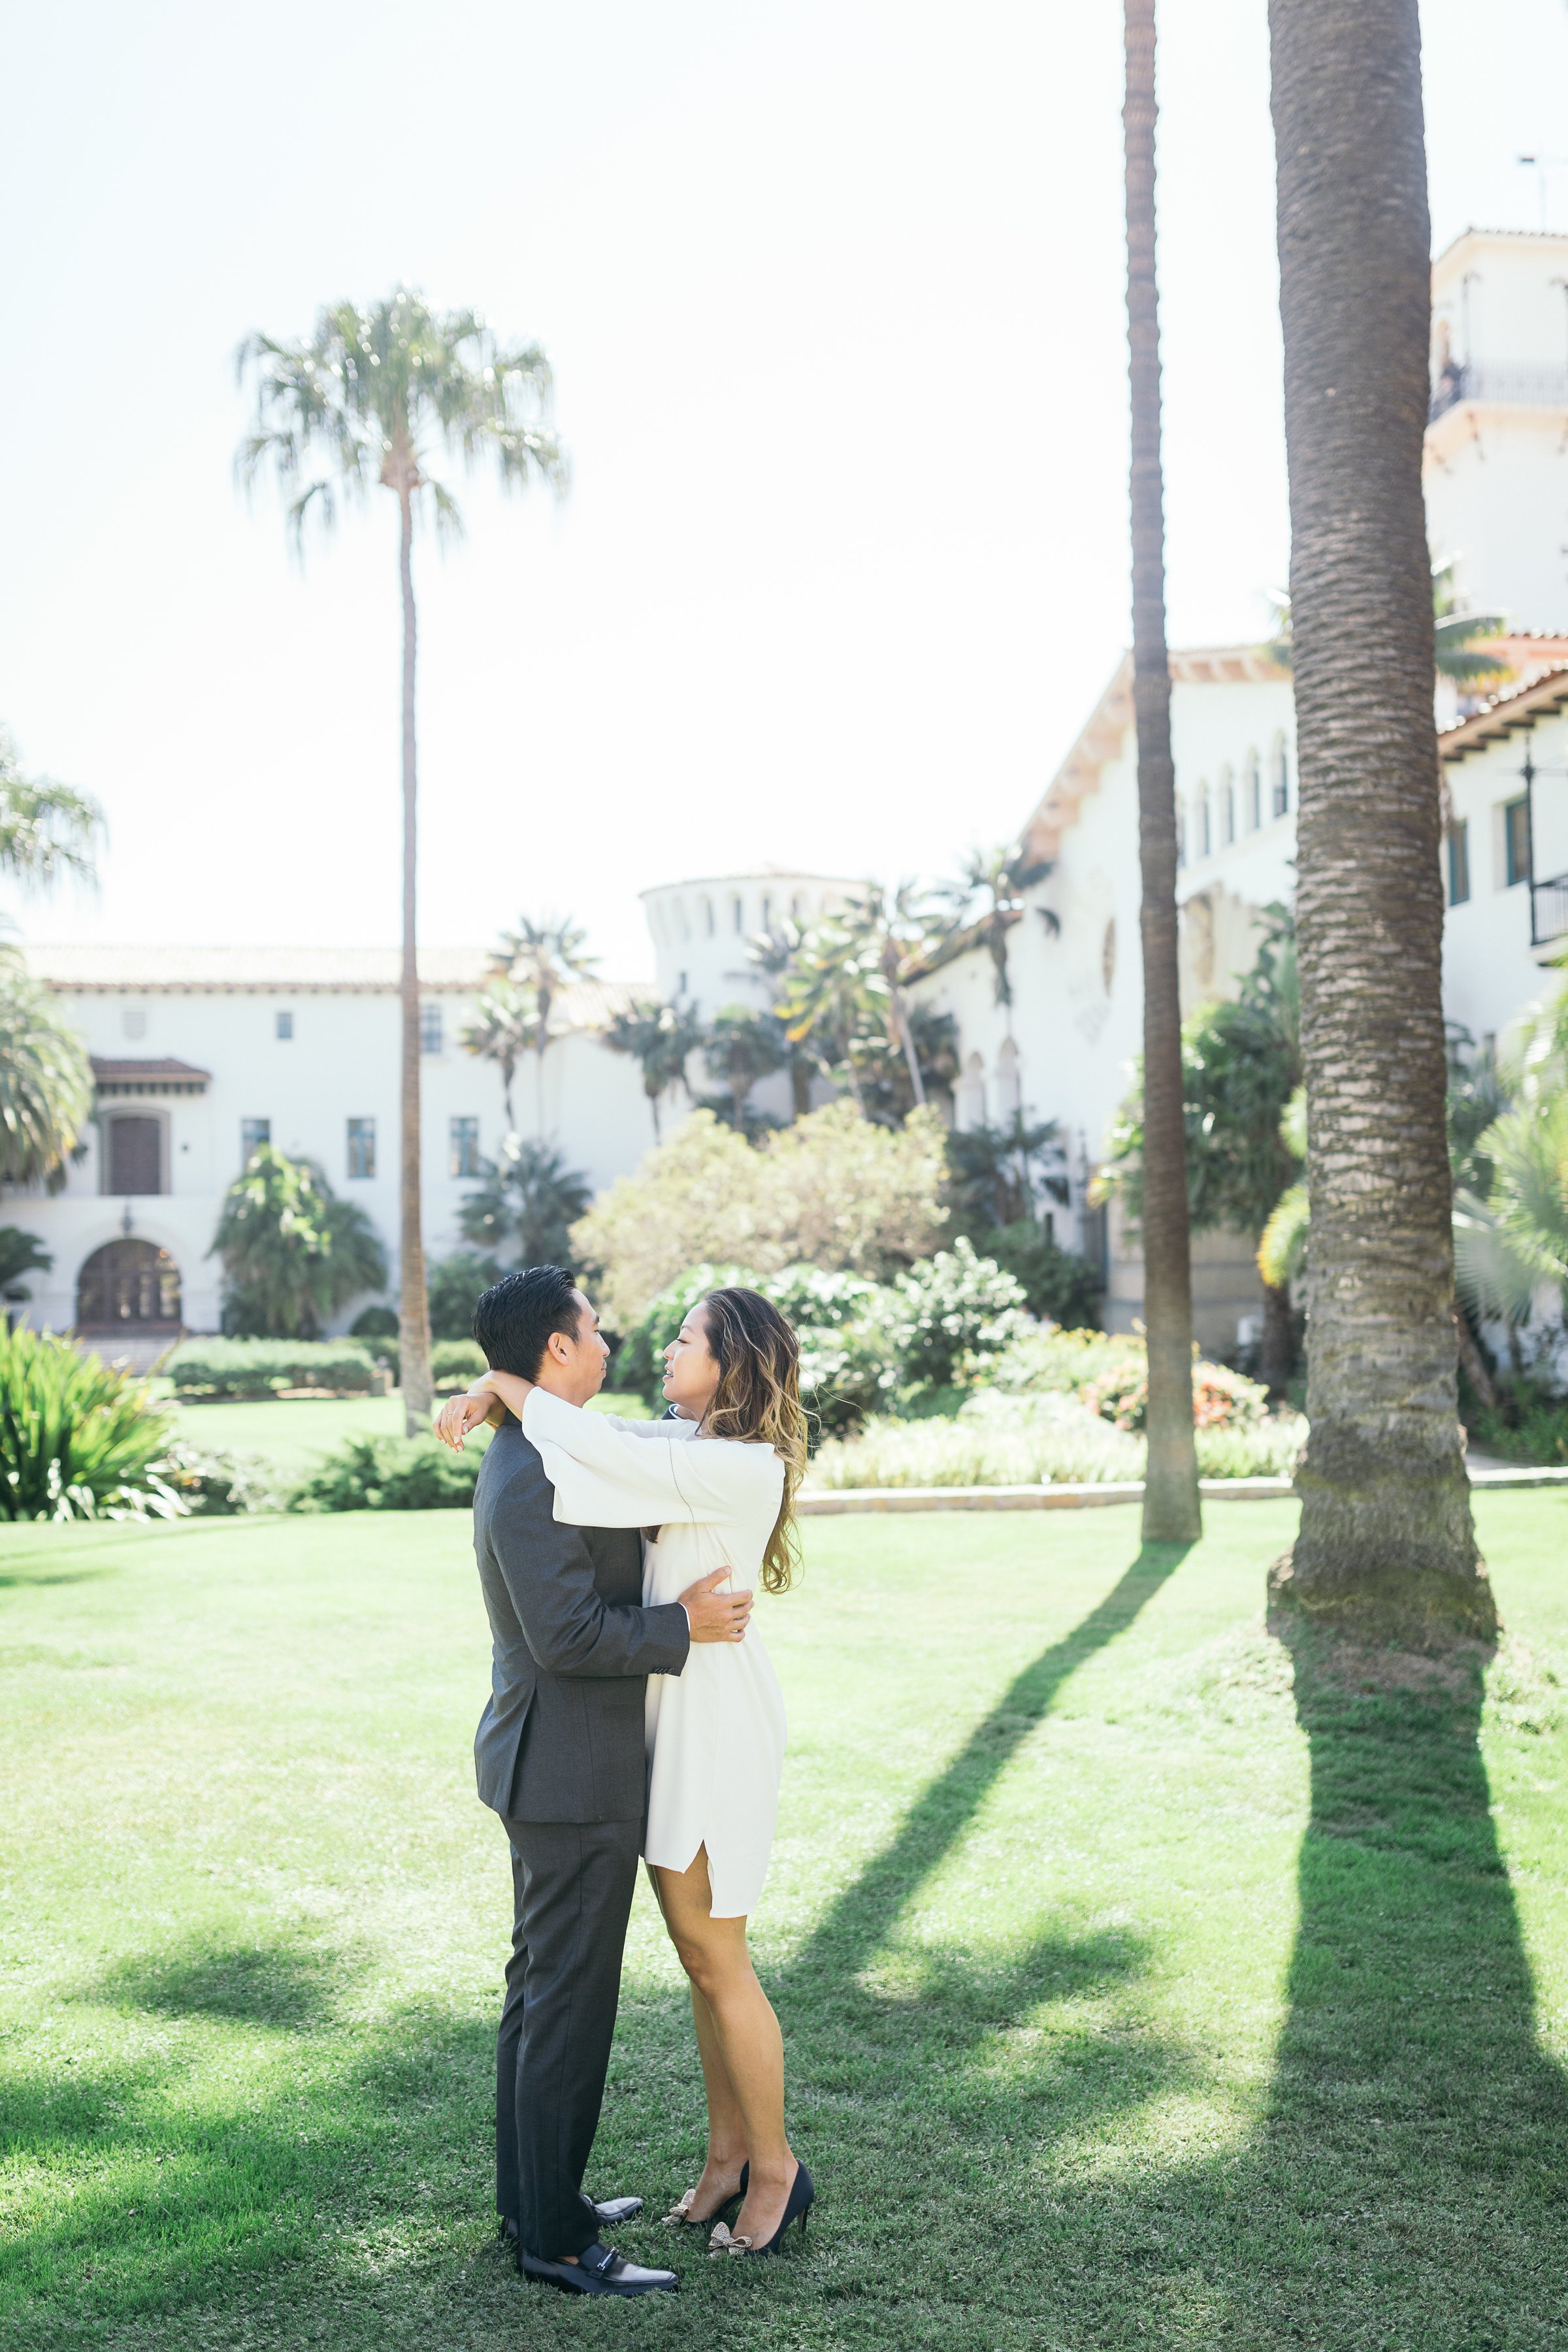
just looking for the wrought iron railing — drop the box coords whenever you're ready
[1430,363,1568,421]
[1531,870,1568,948]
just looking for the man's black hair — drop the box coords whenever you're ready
[472,1265,583,1380]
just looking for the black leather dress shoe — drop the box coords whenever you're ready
[500,2195,644,2250]
[521,2241,678,2296]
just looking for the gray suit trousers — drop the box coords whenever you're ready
[495,1813,644,2260]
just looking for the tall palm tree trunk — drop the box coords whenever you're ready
[1266,0,1490,1636]
[1124,0,1201,1544]
[397,491,433,1434]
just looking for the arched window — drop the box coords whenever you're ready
[699,894,715,938]
[1175,798,1186,869]
[994,1038,1021,1121]
[790,892,804,922]
[1102,917,1117,996]
[1219,766,1235,847]
[956,1052,986,1132]
[1272,736,1290,819]
[1245,750,1262,831]
[731,895,745,934]
[76,1240,182,1331]
[672,898,691,943]
[1199,788,1212,858]
[760,892,774,932]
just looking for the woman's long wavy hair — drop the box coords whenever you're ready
[698,1286,808,1593]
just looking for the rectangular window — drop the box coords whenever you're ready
[1503,796,1531,887]
[449,1115,481,1179]
[1446,821,1471,907]
[240,1117,271,1162]
[420,1002,444,1055]
[276,1010,294,1039]
[108,1116,162,1196]
[346,1117,376,1180]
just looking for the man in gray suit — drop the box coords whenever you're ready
[467,1265,751,2299]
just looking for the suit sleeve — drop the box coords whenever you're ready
[488,1459,689,1679]
[523,1388,783,1529]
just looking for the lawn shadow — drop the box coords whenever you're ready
[781,1540,1193,1999]
[1236,1616,1568,2338]
[87,1935,357,2033]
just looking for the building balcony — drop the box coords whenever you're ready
[1429,363,1568,421]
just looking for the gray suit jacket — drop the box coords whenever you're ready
[472,1416,691,1823]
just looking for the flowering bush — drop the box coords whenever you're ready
[1080,1358,1270,1433]
[885,1238,1032,1388]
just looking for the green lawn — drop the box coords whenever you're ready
[2,1495,1566,2350]
[169,1389,653,1477]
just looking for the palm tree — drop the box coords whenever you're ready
[489,915,598,1132]
[0,952,93,1191]
[1122,0,1200,1544]
[602,998,703,1139]
[1266,0,1488,1634]
[0,730,103,892]
[461,979,542,1131]
[929,846,1055,1030]
[746,926,818,1116]
[701,1007,789,1130]
[236,290,567,1433]
[457,1139,592,1269]
[1264,553,1511,687]
[211,1145,388,1337]
[772,919,889,1113]
[841,882,940,1105]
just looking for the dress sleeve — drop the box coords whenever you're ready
[523,1388,782,1530]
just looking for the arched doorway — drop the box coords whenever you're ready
[76,1240,182,1337]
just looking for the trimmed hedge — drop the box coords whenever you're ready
[168,1337,381,1397]
[432,1339,487,1390]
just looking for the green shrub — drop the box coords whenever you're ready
[158,1443,287,1514]
[289,1435,480,1513]
[431,1339,487,1391]
[1467,1371,1568,1466]
[981,1222,1103,1328]
[0,1325,184,1521]
[168,1338,380,1398]
[886,1237,1032,1388]
[350,1305,399,1339]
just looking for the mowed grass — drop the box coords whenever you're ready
[2,1495,1566,2351]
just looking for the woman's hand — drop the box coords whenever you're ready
[434,1375,507,1451]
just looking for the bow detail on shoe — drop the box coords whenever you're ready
[662,2189,700,2226]
[707,2222,755,2257]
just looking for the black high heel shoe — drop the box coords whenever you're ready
[709,2160,813,2257]
[663,2162,747,2229]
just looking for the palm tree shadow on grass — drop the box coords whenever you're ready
[780,1541,1194,2002]
[1235,1620,1568,2340]
[1018,1617,1568,2347]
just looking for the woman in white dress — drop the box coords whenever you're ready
[438,1286,814,2257]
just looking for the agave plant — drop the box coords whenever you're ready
[0,1324,184,1522]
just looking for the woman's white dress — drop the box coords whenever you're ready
[519,1389,788,1919]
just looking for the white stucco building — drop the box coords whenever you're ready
[12,947,655,1350]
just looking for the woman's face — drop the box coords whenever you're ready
[662,1303,722,1418]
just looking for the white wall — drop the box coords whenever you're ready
[1442,715,1568,1047]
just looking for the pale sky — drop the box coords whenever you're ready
[4,0,1566,981]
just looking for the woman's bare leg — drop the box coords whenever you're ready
[653,1848,796,2247]
[647,1864,747,2222]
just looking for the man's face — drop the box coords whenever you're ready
[536,1288,611,1406]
